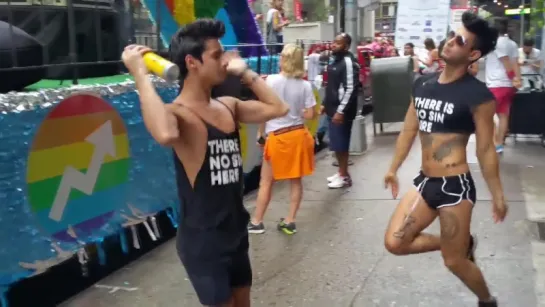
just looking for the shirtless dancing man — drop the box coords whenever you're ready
[383,12,507,307]
[122,19,289,306]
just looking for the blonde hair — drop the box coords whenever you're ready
[280,44,305,79]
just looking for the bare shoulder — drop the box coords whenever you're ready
[216,96,239,110]
[165,103,195,122]
[164,103,204,139]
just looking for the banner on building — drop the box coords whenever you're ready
[294,0,303,21]
[450,0,469,9]
[394,0,450,49]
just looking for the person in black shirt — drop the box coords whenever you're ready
[321,32,360,189]
[382,12,506,307]
[121,19,289,307]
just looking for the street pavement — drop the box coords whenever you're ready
[60,122,545,307]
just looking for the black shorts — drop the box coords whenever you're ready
[413,171,476,209]
[179,248,252,306]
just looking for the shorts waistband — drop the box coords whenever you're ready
[417,170,472,181]
[272,124,305,136]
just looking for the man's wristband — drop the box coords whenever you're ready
[507,71,515,80]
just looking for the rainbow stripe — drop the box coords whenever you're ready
[26,94,130,241]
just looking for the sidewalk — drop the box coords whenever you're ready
[60,123,544,307]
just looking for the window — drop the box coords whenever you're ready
[381,4,389,17]
[379,3,397,18]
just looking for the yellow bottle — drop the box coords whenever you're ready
[143,52,180,82]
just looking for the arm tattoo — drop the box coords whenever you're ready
[432,135,466,162]
[393,214,416,239]
[439,210,459,241]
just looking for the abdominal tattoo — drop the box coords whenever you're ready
[432,135,466,163]
[393,214,416,239]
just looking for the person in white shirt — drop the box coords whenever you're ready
[519,38,543,89]
[307,47,322,83]
[266,0,290,54]
[248,44,317,235]
[519,38,542,74]
[485,17,521,153]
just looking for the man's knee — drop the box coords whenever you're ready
[442,254,466,273]
[384,236,409,255]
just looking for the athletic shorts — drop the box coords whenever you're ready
[264,125,315,180]
[413,171,476,209]
[328,117,353,152]
[180,250,252,305]
[489,87,516,115]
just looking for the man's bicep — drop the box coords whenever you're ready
[234,99,271,124]
[403,99,419,132]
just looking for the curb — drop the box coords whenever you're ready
[528,219,545,241]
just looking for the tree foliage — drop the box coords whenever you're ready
[301,0,333,22]
[527,0,545,37]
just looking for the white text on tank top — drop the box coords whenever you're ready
[414,97,455,133]
[208,138,243,186]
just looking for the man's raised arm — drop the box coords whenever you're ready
[220,53,289,124]
[122,45,180,146]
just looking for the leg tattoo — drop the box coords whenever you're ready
[393,214,416,239]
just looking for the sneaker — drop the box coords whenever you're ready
[277,218,297,235]
[327,173,340,182]
[328,175,352,189]
[495,145,504,154]
[467,235,478,263]
[248,222,265,234]
[478,297,497,307]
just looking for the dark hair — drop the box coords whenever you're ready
[169,19,226,80]
[523,37,535,47]
[448,31,456,38]
[338,32,352,47]
[438,39,446,55]
[424,38,436,50]
[492,16,509,35]
[404,42,414,48]
[462,12,498,58]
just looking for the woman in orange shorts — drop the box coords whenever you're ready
[248,43,317,235]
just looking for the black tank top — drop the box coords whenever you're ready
[174,101,249,259]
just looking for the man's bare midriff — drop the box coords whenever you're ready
[419,131,470,177]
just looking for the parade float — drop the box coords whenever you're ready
[0,0,323,305]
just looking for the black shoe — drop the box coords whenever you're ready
[277,218,297,235]
[478,297,497,307]
[317,131,325,144]
[468,235,478,263]
[248,222,265,234]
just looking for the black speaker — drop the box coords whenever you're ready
[0,21,45,92]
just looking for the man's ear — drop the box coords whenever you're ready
[185,55,198,70]
[469,50,482,62]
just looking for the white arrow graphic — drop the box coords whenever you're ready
[49,120,117,222]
